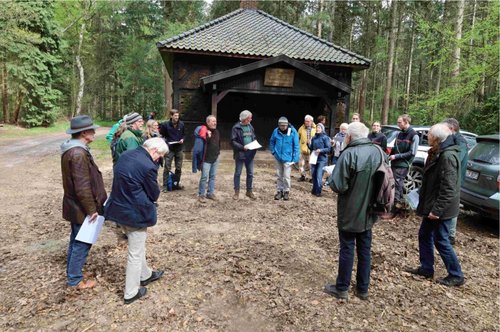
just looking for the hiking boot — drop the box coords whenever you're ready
[124,287,147,305]
[141,270,164,286]
[437,275,465,287]
[162,187,169,193]
[206,194,217,201]
[379,212,396,220]
[174,184,184,190]
[246,191,256,200]
[274,191,283,200]
[405,267,434,279]
[233,190,239,200]
[198,196,206,203]
[283,191,290,201]
[298,175,306,182]
[354,289,369,301]
[323,284,348,300]
[75,279,97,290]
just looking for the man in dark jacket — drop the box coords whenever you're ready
[324,122,382,301]
[368,121,388,152]
[406,123,465,287]
[389,114,419,209]
[160,109,185,191]
[231,110,257,200]
[61,115,107,289]
[105,137,169,304]
[443,118,468,245]
[198,115,220,202]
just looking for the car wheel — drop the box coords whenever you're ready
[404,165,424,193]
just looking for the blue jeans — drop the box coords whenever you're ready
[311,160,326,194]
[418,217,463,278]
[449,217,457,238]
[234,157,254,191]
[198,158,219,197]
[67,223,92,286]
[336,229,372,293]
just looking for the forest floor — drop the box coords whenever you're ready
[0,130,498,331]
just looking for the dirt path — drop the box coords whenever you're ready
[0,127,108,168]
[0,134,498,331]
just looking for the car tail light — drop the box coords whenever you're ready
[497,173,500,191]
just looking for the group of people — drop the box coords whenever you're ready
[62,114,169,303]
[60,109,466,305]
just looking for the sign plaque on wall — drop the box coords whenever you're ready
[264,68,295,87]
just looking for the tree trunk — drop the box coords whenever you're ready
[164,67,172,114]
[381,0,398,124]
[369,62,377,123]
[1,62,8,123]
[13,89,23,124]
[317,0,324,38]
[75,22,86,116]
[357,70,367,119]
[328,0,336,42]
[405,29,415,110]
[451,0,465,78]
[470,0,477,47]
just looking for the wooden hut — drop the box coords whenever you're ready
[157,6,370,150]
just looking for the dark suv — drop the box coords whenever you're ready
[381,125,477,192]
[460,135,500,220]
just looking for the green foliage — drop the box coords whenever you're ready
[0,0,62,126]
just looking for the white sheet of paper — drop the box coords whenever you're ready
[76,215,105,244]
[244,140,262,150]
[323,165,335,175]
[309,151,319,165]
[407,189,420,210]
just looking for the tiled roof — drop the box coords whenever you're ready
[157,9,370,67]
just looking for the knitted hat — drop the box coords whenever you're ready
[317,123,325,132]
[278,116,288,125]
[125,112,143,125]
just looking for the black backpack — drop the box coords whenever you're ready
[371,145,395,215]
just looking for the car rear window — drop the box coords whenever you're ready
[468,141,499,165]
[381,128,399,142]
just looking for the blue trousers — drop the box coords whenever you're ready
[418,217,463,278]
[234,157,254,191]
[198,158,219,197]
[67,223,92,286]
[336,229,372,293]
[311,160,326,194]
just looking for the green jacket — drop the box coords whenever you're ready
[416,136,461,219]
[331,138,382,233]
[114,129,144,163]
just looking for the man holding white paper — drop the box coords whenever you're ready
[61,115,107,290]
[231,110,258,200]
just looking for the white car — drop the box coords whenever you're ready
[381,125,477,192]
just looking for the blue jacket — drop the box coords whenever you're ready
[269,125,300,163]
[104,147,160,228]
[308,132,332,163]
[192,125,206,173]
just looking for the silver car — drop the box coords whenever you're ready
[460,135,500,220]
[381,125,477,192]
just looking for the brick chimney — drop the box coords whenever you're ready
[240,0,258,10]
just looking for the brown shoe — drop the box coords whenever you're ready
[246,191,256,200]
[233,190,239,200]
[76,279,96,289]
[206,194,217,201]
